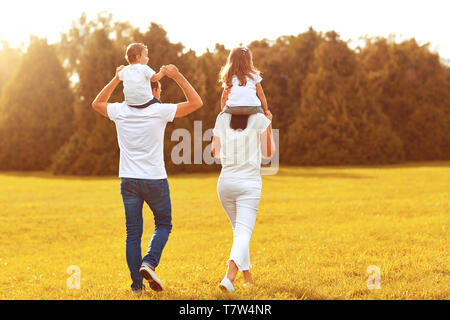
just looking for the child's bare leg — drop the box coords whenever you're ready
[226,260,239,283]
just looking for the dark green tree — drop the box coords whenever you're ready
[51,29,122,175]
[359,38,450,160]
[285,32,404,165]
[0,37,74,170]
[249,28,323,163]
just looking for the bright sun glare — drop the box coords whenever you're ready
[0,0,449,59]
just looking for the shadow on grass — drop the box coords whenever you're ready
[263,160,450,180]
[264,171,375,179]
[0,171,118,181]
[256,284,330,300]
[281,160,450,171]
[126,280,329,300]
[0,161,448,181]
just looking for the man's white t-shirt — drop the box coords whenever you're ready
[118,64,156,106]
[226,73,263,107]
[213,113,271,178]
[107,102,178,179]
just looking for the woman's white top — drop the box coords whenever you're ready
[118,64,155,105]
[225,73,262,107]
[213,113,271,178]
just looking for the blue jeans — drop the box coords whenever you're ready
[120,178,172,291]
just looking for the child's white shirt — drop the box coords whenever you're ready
[225,73,263,107]
[118,64,156,106]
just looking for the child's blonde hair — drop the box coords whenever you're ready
[219,47,260,90]
[125,43,147,64]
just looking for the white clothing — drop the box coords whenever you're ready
[217,176,262,271]
[107,102,177,179]
[118,64,155,106]
[214,112,270,271]
[219,276,235,293]
[212,113,271,178]
[226,73,262,107]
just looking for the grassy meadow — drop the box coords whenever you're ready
[0,162,448,300]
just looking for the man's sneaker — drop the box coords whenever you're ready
[131,284,146,296]
[139,264,163,291]
[219,277,235,293]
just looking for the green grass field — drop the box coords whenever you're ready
[0,162,448,300]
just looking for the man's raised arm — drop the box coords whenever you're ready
[91,66,123,117]
[162,65,203,118]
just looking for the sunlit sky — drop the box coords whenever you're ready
[1,0,449,59]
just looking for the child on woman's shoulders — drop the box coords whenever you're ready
[219,47,271,118]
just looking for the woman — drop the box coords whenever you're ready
[212,110,275,293]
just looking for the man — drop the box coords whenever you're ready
[151,80,162,100]
[92,64,203,295]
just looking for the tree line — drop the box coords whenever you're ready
[0,12,449,175]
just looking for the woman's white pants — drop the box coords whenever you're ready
[217,176,262,271]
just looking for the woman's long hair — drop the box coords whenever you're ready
[230,115,250,131]
[219,47,260,90]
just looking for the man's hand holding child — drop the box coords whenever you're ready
[161,64,180,79]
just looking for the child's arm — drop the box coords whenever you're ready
[150,70,165,82]
[220,88,230,111]
[256,83,270,115]
[116,65,125,80]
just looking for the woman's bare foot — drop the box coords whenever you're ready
[226,260,239,284]
[243,270,253,284]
